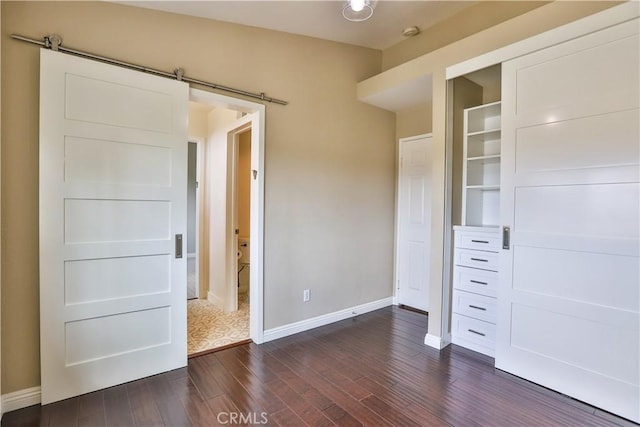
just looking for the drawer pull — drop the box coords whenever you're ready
[469,305,487,311]
[471,240,489,244]
[470,279,488,285]
[468,329,486,337]
[470,257,488,262]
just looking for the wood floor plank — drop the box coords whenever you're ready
[204,357,267,416]
[129,401,164,427]
[78,413,106,427]
[1,306,632,427]
[77,390,105,421]
[155,397,193,427]
[277,341,371,401]
[187,357,225,400]
[267,349,393,427]
[361,395,421,427]
[47,398,80,427]
[180,394,217,427]
[268,407,305,427]
[215,350,287,414]
[225,345,280,384]
[321,404,363,427]
[262,379,335,427]
[169,375,204,402]
[103,385,134,427]
[126,379,165,426]
[206,394,249,427]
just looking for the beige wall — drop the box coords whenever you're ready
[188,103,209,140]
[396,105,432,140]
[1,1,394,394]
[187,103,211,299]
[205,108,242,309]
[237,130,251,239]
[382,1,550,71]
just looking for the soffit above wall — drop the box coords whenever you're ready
[358,74,432,113]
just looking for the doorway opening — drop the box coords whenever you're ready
[186,89,265,356]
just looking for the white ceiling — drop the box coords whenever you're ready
[116,1,474,50]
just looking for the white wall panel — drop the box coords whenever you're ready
[65,74,173,132]
[64,199,171,243]
[515,183,639,238]
[513,246,639,311]
[511,304,638,384]
[516,109,639,173]
[65,137,171,186]
[516,35,639,115]
[65,307,171,365]
[65,255,171,305]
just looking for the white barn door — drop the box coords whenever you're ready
[397,135,432,312]
[497,20,639,422]
[39,49,188,404]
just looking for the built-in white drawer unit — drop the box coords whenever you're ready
[453,266,498,298]
[451,226,499,357]
[454,249,499,271]
[451,313,496,357]
[452,289,497,323]
[454,231,500,252]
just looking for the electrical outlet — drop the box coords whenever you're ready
[303,289,310,302]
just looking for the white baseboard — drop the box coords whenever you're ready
[263,297,393,343]
[207,291,224,310]
[392,296,399,305]
[1,386,41,416]
[424,333,448,350]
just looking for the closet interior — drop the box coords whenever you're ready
[448,64,501,357]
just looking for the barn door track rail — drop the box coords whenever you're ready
[11,33,289,106]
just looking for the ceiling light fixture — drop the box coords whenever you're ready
[343,0,375,22]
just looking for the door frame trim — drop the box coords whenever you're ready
[225,119,251,314]
[189,88,266,344]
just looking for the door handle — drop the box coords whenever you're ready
[175,234,183,259]
[502,226,511,250]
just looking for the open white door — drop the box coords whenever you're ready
[497,20,639,422]
[397,135,432,312]
[39,49,188,404]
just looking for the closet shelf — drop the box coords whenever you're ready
[467,128,501,138]
[466,184,500,191]
[467,154,501,163]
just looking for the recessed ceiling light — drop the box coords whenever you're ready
[402,26,421,37]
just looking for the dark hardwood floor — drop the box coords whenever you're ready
[2,306,635,426]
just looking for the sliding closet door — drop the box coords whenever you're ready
[497,19,639,422]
